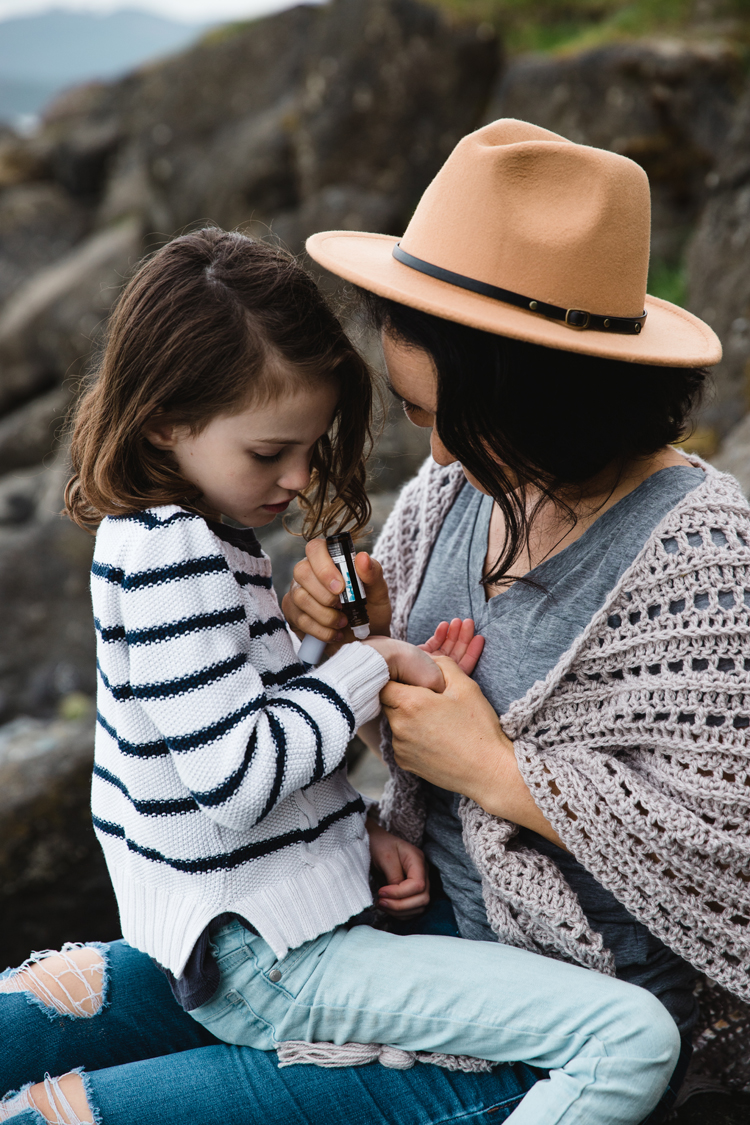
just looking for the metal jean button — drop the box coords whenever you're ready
[269,969,282,982]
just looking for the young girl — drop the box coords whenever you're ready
[25,227,678,1125]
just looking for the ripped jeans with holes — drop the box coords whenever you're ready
[0,937,540,1125]
[0,926,689,1125]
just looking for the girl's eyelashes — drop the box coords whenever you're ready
[251,450,284,464]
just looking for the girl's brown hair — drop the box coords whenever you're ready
[65,228,372,536]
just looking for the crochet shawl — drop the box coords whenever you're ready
[375,456,750,1003]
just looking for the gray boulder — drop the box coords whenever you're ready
[0,216,142,417]
[0,483,96,722]
[486,39,742,268]
[687,81,750,438]
[712,413,750,496]
[93,0,499,244]
[0,708,120,968]
[0,465,48,525]
[0,182,89,307]
[0,385,71,475]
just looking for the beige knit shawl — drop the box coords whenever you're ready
[374,455,750,1003]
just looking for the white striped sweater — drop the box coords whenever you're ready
[91,506,389,977]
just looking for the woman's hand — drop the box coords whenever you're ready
[366,818,430,917]
[281,538,392,645]
[419,618,485,675]
[381,655,565,846]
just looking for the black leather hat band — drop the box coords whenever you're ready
[392,243,647,335]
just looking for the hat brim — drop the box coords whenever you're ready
[306,231,721,367]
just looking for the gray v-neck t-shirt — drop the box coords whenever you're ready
[406,465,704,1033]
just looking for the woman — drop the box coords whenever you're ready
[294,118,749,1088]
[1,119,746,1125]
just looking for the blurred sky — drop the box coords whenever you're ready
[0,0,303,23]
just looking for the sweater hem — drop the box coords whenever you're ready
[110,835,374,976]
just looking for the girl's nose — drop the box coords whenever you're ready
[278,462,311,493]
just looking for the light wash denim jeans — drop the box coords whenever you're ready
[189,920,681,1125]
[0,940,540,1125]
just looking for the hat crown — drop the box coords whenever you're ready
[401,119,651,320]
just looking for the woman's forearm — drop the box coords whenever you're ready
[469,740,566,849]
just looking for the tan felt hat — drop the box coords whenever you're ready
[306,119,721,367]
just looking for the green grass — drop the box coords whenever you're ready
[429,1,750,55]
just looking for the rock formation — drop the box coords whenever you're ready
[484,38,743,273]
[0,0,493,724]
[688,81,750,438]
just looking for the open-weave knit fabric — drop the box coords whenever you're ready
[373,454,750,1085]
[276,1040,493,1073]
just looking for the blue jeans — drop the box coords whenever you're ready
[189,920,679,1125]
[0,939,538,1124]
[0,911,690,1124]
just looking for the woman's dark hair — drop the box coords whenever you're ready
[361,292,707,586]
[66,229,373,536]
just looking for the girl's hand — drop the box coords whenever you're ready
[419,618,484,675]
[281,539,392,645]
[364,637,444,694]
[366,819,430,917]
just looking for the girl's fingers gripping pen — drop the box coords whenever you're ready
[298,532,371,666]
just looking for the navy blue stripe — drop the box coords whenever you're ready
[94,617,125,643]
[133,653,247,701]
[206,518,263,557]
[261,664,304,689]
[97,710,168,758]
[287,677,355,734]
[92,555,228,591]
[99,654,248,703]
[270,699,324,781]
[108,510,200,530]
[93,763,197,816]
[192,729,258,810]
[92,796,366,873]
[94,606,247,646]
[248,616,286,640]
[256,713,287,824]
[131,607,246,647]
[234,570,273,590]
[97,697,267,758]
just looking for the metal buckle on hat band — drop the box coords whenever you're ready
[391,244,647,335]
[565,309,590,330]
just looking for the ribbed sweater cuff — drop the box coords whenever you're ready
[317,642,389,728]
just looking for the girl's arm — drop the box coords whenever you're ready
[94,514,443,834]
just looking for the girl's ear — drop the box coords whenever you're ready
[143,417,179,451]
